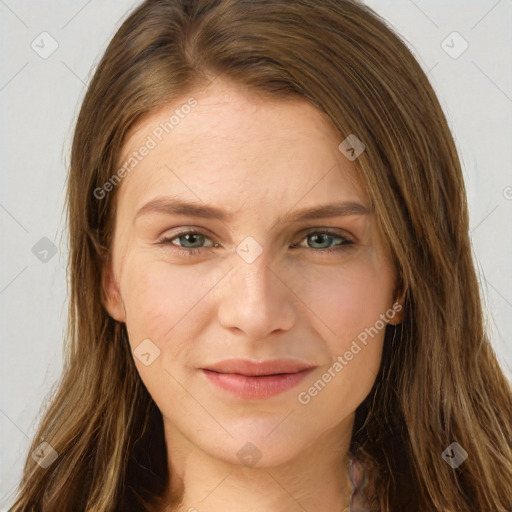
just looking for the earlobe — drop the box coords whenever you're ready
[388,286,404,325]
[388,302,403,325]
[101,261,126,323]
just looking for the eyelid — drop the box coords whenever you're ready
[157,226,216,242]
[300,227,355,242]
[158,228,218,247]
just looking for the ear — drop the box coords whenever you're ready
[388,286,404,325]
[101,259,126,323]
[387,303,403,325]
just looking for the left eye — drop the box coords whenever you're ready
[157,229,354,257]
[157,231,217,256]
[293,231,354,252]
[161,231,214,248]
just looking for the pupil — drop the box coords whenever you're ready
[312,234,329,247]
[185,234,200,246]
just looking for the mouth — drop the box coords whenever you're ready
[201,359,316,399]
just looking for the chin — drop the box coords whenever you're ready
[199,424,315,468]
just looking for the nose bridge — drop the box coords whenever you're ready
[236,247,277,301]
[216,240,295,338]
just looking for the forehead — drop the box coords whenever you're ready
[115,79,368,216]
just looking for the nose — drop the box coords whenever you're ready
[216,250,296,341]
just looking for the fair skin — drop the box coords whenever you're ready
[103,78,402,512]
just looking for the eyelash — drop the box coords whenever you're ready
[157,228,355,258]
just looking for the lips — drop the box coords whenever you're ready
[200,359,317,399]
[202,358,316,377]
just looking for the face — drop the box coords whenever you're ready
[103,78,402,468]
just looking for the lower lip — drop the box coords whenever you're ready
[202,368,314,399]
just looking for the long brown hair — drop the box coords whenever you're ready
[9,0,512,510]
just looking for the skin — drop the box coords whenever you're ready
[103,78,402,512]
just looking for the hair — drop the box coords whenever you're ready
[9,0,512,511]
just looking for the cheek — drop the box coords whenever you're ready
[120,260,204,402]
[121,263,179,343]
[120,258,228,376]
[294,258,394,419]
[121,258,210,341]
[296,257,394,345]
[122,255,205,323]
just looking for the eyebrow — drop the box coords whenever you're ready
[134,196,372,225]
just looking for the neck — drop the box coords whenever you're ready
[158,415,354,512]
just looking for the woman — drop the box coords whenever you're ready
[9,0,512,511]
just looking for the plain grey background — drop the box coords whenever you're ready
[1,0,511,508]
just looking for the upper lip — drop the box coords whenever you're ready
[202,358,316,377]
